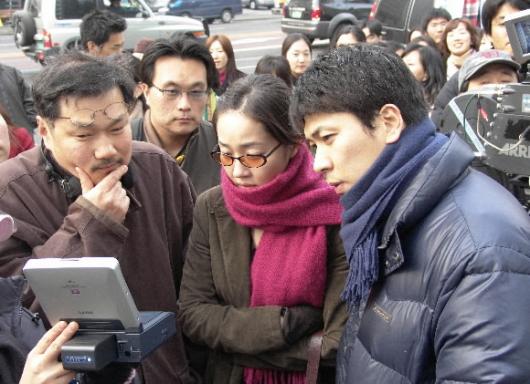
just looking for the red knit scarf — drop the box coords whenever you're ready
[221,144,342,384]
[218,69,227,86]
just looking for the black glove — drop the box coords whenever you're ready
[280,305,323,345]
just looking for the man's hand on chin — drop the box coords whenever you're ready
[76,165,130,224]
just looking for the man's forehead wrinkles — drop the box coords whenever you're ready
[61,93,123,111]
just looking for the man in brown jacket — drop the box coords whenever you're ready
[0,52,198,384]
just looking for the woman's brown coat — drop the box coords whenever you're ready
[179,186,348,383]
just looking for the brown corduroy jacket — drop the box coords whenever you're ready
[179,186,348,383]
[0,142,198,384]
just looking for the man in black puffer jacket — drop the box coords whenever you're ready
[291,44,530,383]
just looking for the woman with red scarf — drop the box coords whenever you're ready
[206,34,246,97]
[204,35,246,121]
[179,74,348,383]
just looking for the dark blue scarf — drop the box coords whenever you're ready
[340,118,448,310]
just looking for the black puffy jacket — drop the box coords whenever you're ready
[337,134,530,383]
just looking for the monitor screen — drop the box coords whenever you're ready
[505,9,530,64]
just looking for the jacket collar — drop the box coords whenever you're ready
[378,133,474,275]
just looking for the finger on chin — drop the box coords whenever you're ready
[98,165,128,189]
[76,166,95,192]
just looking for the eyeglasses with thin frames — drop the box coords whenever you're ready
[151,84,209,101]
[210,143,283,168]
[55,101,130,127]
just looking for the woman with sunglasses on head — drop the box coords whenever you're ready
[179,74,348,384]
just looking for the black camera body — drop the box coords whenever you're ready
[440,9,530,207]
[441,84,530,177]
[61,311,176,371]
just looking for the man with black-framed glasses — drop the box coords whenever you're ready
[132,36,220,194]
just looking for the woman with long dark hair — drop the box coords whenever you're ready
[281,33,312,82]
[254,55,293,88]
[179,74,348,383]
[401,43,446,108]
[331,24,366,48]
[206,34,245,96]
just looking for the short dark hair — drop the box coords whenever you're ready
[80,10,126,50]
[362,19,383,36]
[107,52,141,83]
[281,33,312,57]
[421,8,451,32]
[331,24,366,48]
[32,51,136,121]
[107,53,144,111]
[481,0,530,35]
[255,55,293,88]
[410,34,438,49]
[375,40,405,55]
[216,74,303,145]
[290,44,428,133]
[139,37,218,90]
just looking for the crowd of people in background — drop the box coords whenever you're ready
[1,0,530,383]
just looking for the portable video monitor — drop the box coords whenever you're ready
[23,257,141,331]
[505,9,530,64]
